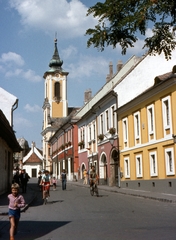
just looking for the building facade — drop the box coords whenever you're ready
[118,65,176,193]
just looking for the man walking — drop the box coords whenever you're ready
[61,169,67,190]
[19,169,30,193]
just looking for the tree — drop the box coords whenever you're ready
[85,0,176,60]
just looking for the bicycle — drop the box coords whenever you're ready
[42,183,50,204]
[90,181,99,197]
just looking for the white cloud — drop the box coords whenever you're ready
[5,68,42,82]
[9,0,97,38]
[14,115,32,127]
[0,52,24,66]
[146,28,153,38]
[24,104,41,112]
[61,45,78,59]
[67,54,108,80]
[23,69,42,82]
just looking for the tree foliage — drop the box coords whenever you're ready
[85,0,176,60]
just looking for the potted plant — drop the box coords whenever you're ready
[65,142,68,147]
[109,127,116,135]
[98,134,104,141]
[68,141,71,146]
[78,140,84,146]
[61,144,65,150]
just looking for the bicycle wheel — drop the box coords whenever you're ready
[95,185,99,197]
[90,187,94,196]
[44,197,47,205]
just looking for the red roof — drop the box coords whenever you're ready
[24,152,42,164]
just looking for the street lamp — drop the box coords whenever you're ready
[103,134,115,147]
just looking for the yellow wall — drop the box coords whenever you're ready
[119,84,176,182]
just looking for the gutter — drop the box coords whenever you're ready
[11,99,19,129]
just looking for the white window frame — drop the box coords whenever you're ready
[111,105,116,129]
[147,104,156,140]
[162,96,172,136]
[149,151,158,177]
[105,109,109,132]
[136,154,143,178]
[165,148,175,176]
[124,157,130,178]
[122,117,128,147]
[99,114,104,134]
[134,111,141,144]
[93,121,96,140]
[88,124,91,142]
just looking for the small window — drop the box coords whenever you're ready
[136,154,143,178]
[147,104,155,141]
[134,111,141,144]
[165,148,175,176]
[122,117,128,147]
[149,151,158,177]
[124,157,130,178]
[162,96,172,136]
[106,110,109,132]
[100,114,104,134]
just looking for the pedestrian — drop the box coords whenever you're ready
[38,171,42,191]
[12,171,20,185]
[61,169,67,190]
[83,169,88,185]
[19,169,30,193]
[8,183,25,240]
[87,167,91,185]
[52,176,57,190]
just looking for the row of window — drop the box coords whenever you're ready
[122,95,172,147]
[124,147,175,179]
[79,105,117,143]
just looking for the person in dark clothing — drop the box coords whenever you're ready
[19,169,30,193]
[12,171,20,185]
[61,169,67,190]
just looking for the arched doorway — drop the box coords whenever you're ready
[99,153,107,185]
[109,148,119,186]
[81,164,86,180]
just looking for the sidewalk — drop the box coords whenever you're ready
[0,183,37,216]
[68,180,176,203]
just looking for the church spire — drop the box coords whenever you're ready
[49,38,63,71]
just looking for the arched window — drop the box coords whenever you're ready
[55,82,60,100]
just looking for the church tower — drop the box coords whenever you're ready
[42,39,69,170]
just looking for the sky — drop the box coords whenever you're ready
[0,0,151,149]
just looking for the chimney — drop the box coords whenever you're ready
[84,89,92,104]
[106,74,110,82]
[109,61,113,77]
[117,60,123,72]
[31,141,35,152]
[106,61,113,82]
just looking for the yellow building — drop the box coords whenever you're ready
[118,66,176,193]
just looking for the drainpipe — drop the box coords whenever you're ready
[112,92,120,188]
[11,99,19,129]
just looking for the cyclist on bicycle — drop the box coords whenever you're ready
[89,166,98,190]
[40,170,51,199]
